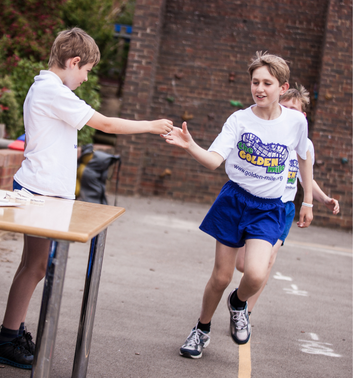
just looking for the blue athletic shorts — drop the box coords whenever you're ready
[279,201,296,244]
[199,180,286,248]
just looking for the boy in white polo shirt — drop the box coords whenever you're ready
[163,51,313,358]
[0,27,173,370]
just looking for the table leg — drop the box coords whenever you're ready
[72,228,107,378]
[31,240,70,378]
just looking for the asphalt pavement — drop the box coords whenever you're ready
[0,194,352,378]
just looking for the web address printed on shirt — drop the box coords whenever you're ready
[234,164,283,182]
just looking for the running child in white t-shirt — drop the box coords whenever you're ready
[163,52,313,358]
[235,84,340,315]
[0,27,173,370]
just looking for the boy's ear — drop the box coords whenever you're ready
[280,82,290,95]
[67,56,81,68]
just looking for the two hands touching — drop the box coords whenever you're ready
[150,119,174,135]
[162,121,192,149]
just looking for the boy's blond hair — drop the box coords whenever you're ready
[248,51,290,86]
[280,83,310,112]
[48,27,100,69]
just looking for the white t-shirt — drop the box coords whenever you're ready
[282,139,315,203]
[14,70,95,199]
[208,105,308,198]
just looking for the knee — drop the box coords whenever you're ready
[29,265,47,283]
[244,269,266,291]
[211,271,233,292]
[26,258,48,283]
[37,263,47,281]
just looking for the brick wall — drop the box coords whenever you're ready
[309,0,352,229]
[0,150,25,190]
[117,0,352,229]
[0,144,116,194]
[118,0,166,195]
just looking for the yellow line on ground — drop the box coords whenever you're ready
[238,339,251,378]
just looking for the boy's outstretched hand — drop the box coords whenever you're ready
[150,119,173,135]
[161,122,193,149]
[162,121,224,170]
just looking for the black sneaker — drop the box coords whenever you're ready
[19,331,36,355]
[180,326,210,359]
[227,290,251,345]
[0,336,33,369]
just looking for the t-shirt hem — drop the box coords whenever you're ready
[13,175,75,200]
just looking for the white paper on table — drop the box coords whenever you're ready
[0,201,23,207]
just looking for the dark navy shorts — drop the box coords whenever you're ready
[13,180,41,195]
[199,181,286,248]
[279,201,296,244]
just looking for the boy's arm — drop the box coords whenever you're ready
[312,180,340,214]
[86,111,173,135]
[297,151,313,228]
[164,122,224,170]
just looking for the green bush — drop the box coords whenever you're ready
[0,76,23,139]
[0,0,65,73]
[62,0,115,76]
[0,0,136,145]
[62,0,136,81]
[11,58,46,117]
[74,69,101,146]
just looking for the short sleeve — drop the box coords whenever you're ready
[50,89,94,130]
[298,138,315,182]
[293,114,308,160]
[208,114,237,160]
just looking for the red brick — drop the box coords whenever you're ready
[115,0,352,229]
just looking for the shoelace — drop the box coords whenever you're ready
[12,337,31,355]
[24,332,33,343]
[22,332,35,354]
[230,309,247,330]
[186,329,206,347]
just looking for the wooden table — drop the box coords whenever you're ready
[0,194,125,378]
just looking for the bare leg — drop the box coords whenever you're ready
[11,237,26,325]
[235,245,246,273]
[247,239,282,312]
[2,235,50,330]
[199,241,238,324]
[237,239,272,302]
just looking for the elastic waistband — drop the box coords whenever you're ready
[227,180,282,205]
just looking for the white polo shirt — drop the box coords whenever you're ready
[14,70,95,199]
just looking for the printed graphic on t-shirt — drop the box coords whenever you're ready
[237,133,289,174]
[287,159,299,184]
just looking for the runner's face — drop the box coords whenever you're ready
[280,98,303,113]
[251,66,286,108]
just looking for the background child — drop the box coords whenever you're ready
[0,27,173,370]
[235,84,340,315]
[163,51,313,359]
